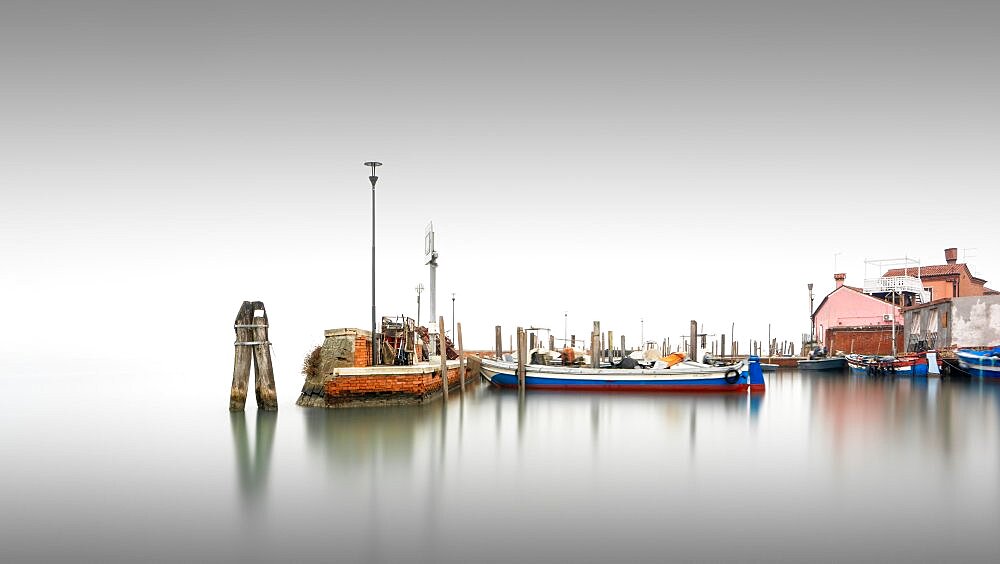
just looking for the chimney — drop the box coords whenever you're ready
[834,273,846,288]
[945,247,958,265]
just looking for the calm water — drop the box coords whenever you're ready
[2,369,1000,563]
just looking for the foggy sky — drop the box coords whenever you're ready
[2,1,998,381]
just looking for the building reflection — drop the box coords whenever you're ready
[302,402,427,475]
[813,372,1000,464]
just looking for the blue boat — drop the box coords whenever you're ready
[479,355,765,393]
[956,347,1000,378]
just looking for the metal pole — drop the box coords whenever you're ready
[372,183,376,365]
[364,161,382,366]
[808,282,815,344]
[451,293,455,339]
[416,283,423,326]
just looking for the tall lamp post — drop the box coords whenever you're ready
[365,161,382,366]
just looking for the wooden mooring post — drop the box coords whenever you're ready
[439,316,448,400]
[230,301,277,412]
[495,325,502,359]
[457,322,466,392]
[590,333,599,368]
[516,326,526,393]
[689,320,697,363]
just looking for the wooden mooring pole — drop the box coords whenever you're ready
[592,321,600,368]
[457,322,466,392]
[439,316,448,400]
[495,325,502,359]
[516,326,526,393]
[230,301,277,411]
[689,320,697,363]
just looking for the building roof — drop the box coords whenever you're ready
[812,284,889,317]
[883,263,987,285]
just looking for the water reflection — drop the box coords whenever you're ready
[811,372,1000,466]
[283,375,1000,562]
[229,410,277,509]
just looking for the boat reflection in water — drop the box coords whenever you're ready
[280,371,1000,563]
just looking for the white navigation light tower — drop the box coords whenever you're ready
[425,222,439,354]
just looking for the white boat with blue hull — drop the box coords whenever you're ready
[479,355,765,393]
[956,347,1000,378]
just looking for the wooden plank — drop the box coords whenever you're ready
[439,316,448,400]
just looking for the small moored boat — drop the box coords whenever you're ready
[956,347,1000,378]
[797,357,846,371]
[479,354,764,392]
[846,351,941,376]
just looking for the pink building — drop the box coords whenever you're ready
[813,273,903,354]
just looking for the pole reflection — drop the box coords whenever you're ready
[229,409,277,510]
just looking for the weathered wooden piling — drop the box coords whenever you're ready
[516,326,526,392]
[495,325,502,358]
[689,320,697,362]
[608,331,614,362]
[230,301,277,412]
[457,322,466,392]
[621,335,626,359]
[592,321,601,368]
[439,316,448,400]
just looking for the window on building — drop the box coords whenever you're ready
[924,287,933,301]
[926,309,938,333]
[941,311,948,328]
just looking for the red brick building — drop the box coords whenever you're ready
[883,247,998,301]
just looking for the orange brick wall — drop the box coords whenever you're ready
[354,335,371,367]
[827,327,903,355]
[324,365,472,401]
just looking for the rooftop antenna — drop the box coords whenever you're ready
[963,248,979,276]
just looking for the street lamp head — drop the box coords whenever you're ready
[364,161,382,188]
